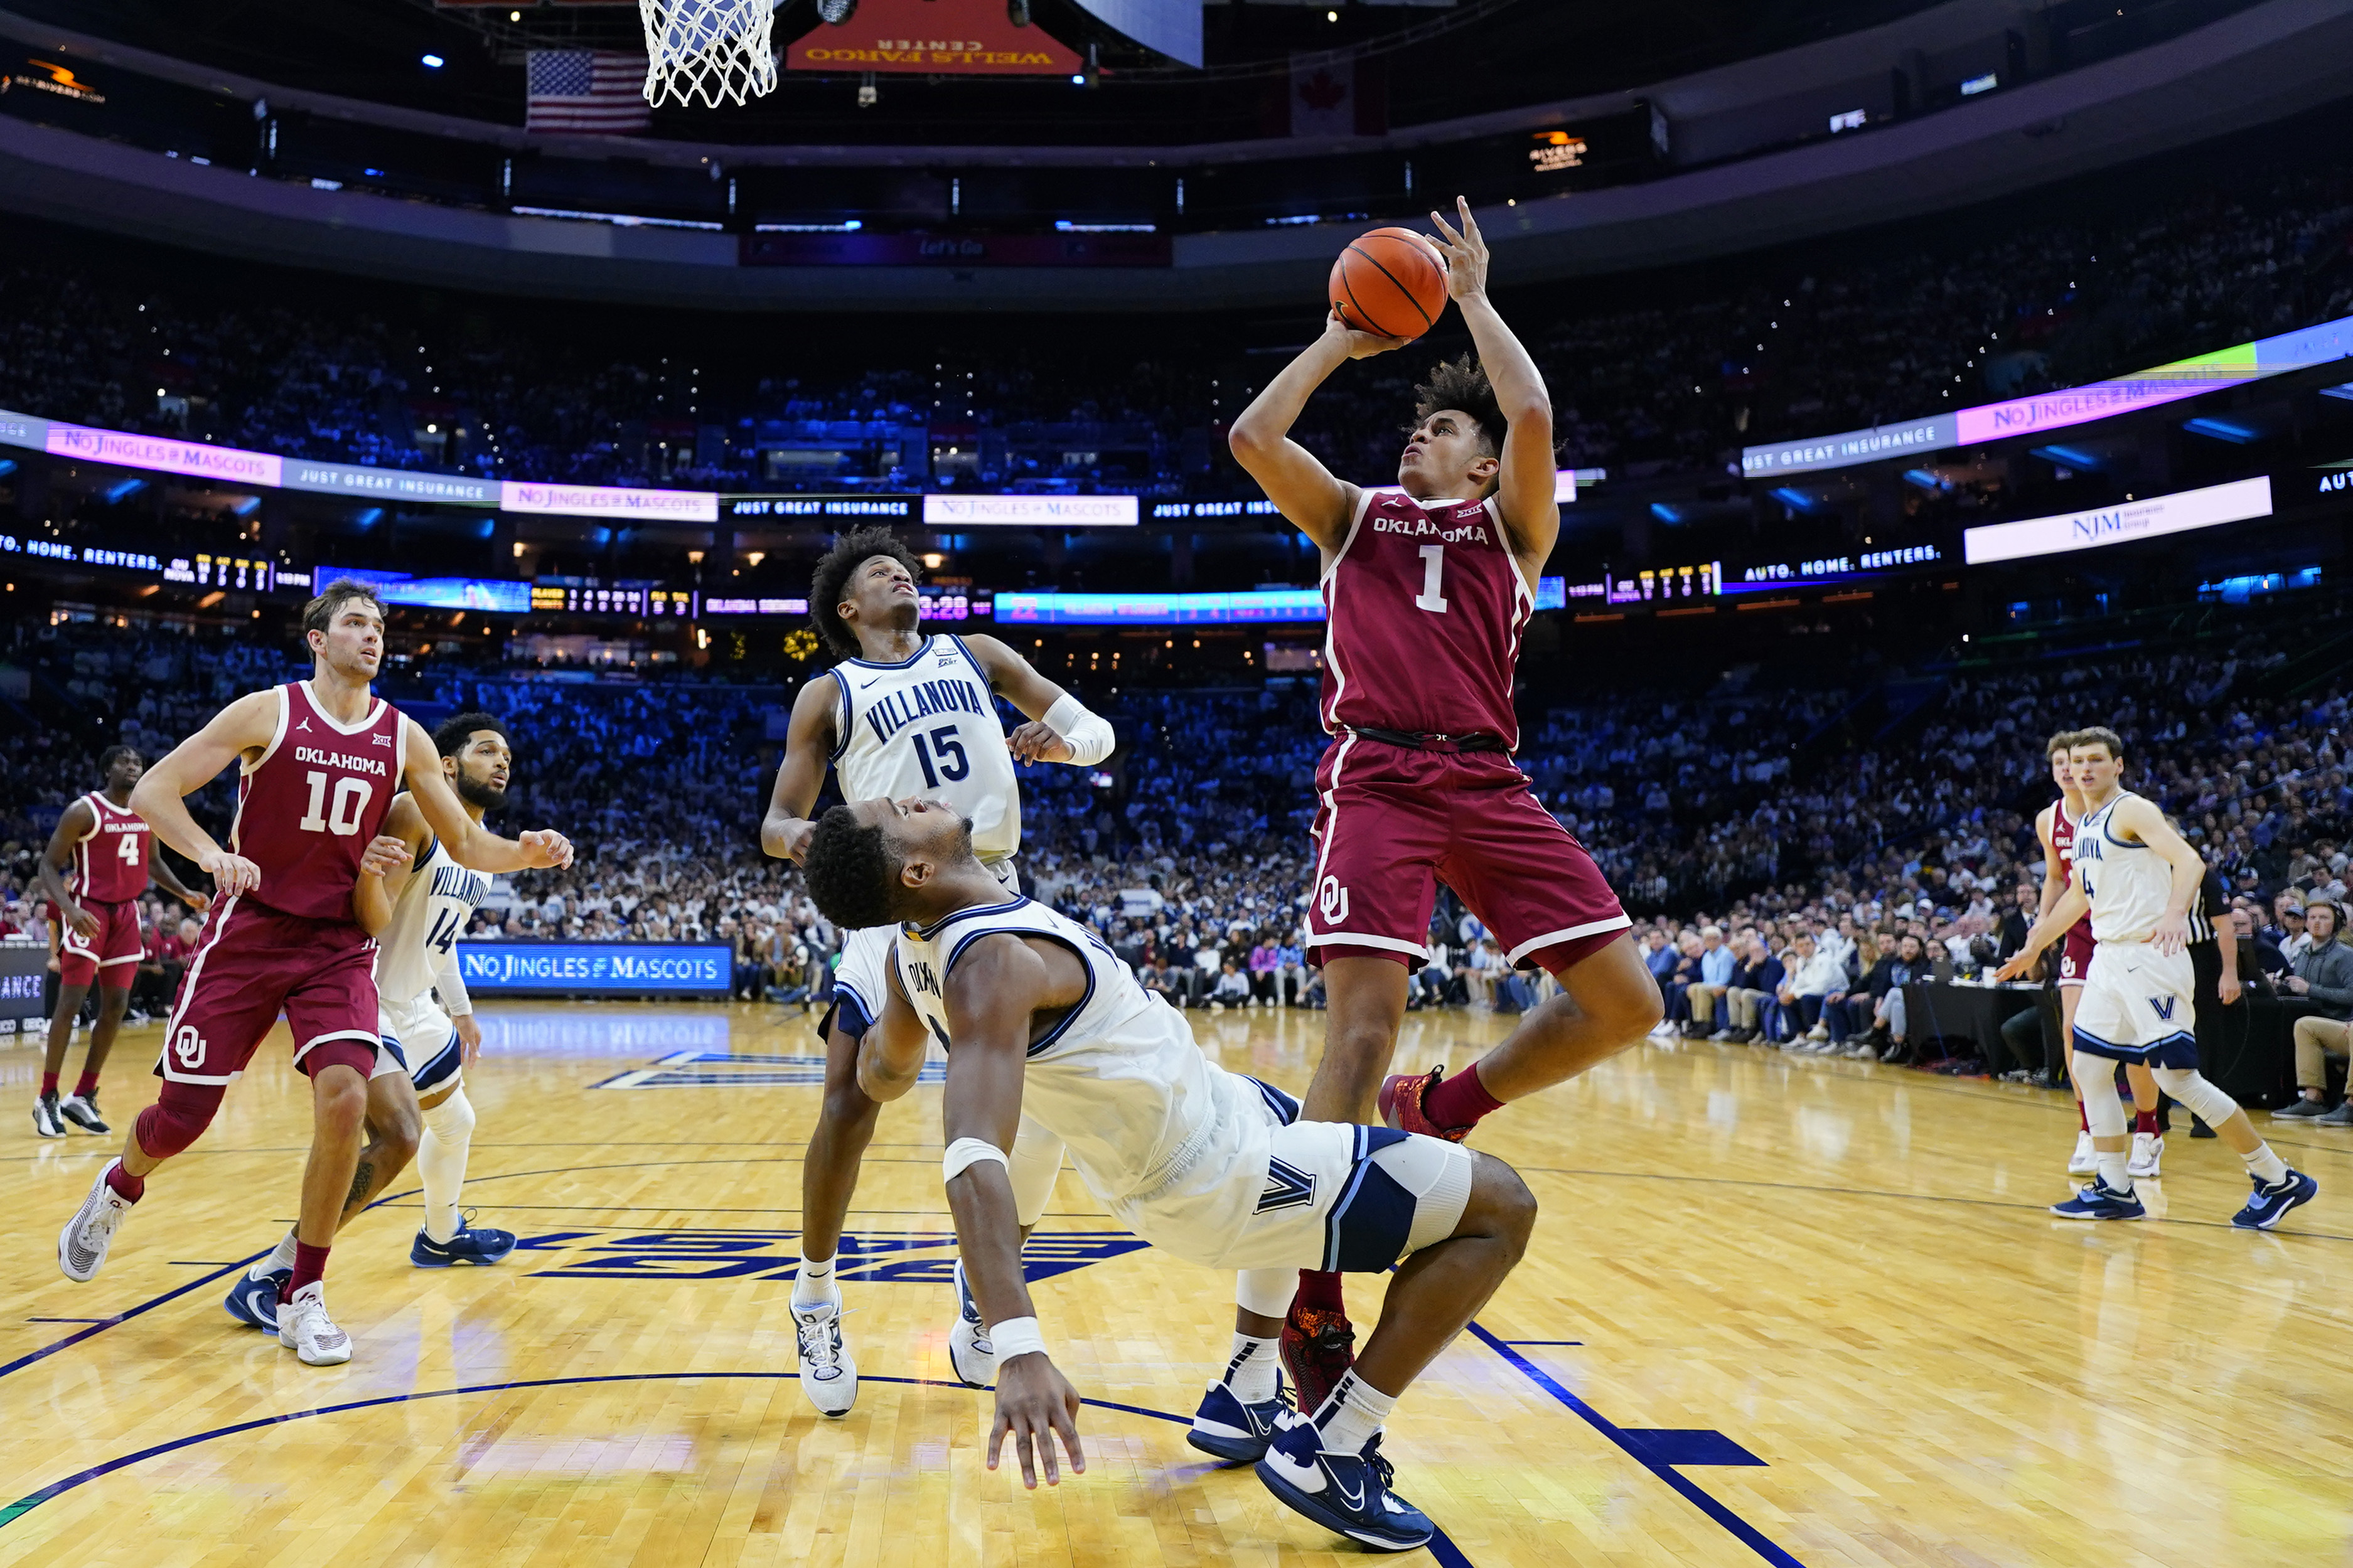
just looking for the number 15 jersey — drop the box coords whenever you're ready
[235,680,407,923]
[828,634,1021,862]
[1322,490,1535,749]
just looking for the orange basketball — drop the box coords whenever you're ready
[1328,227,1448,339]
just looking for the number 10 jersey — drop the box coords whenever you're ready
[827,634,1021,863]
[234,680,407,922]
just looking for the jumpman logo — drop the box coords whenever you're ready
[296,719,313,733]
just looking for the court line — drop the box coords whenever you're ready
[1468,1323,1804,1568]
[0,1251,270,1384]
[0,1369,1477,1565]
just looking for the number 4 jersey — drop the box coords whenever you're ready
[1322,490,1535,747]
[827,634,1021,862]
[233,680,406,922]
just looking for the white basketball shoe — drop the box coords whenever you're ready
[277,1281,353,1365]
[2067,1131,2097,1176]
[58,1160,136,1283]
[793,1296,858,1416]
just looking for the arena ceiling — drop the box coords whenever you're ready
[13,0,1958,145]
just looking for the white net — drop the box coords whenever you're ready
[640,0,778,109]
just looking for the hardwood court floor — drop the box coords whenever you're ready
[3,1000,2350,1567]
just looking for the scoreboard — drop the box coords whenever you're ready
[530,582,699,618]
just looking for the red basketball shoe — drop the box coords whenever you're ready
[1379,1067,1475,1143]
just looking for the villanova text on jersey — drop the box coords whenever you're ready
[860,676,994,747]
[431,863,490,907]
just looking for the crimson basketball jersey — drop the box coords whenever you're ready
[72,792,152,904]
[2048,800,2095,941]
[232,681,407,922]
[1320,489,1535,747]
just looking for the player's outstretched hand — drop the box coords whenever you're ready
[518,829,574,870]
[358,835,409,880]
[198,848,260,898]
[987,1353,1086,1489]
[1006,719,1075,765]
[1427,195,1488,301]
[1993,950,2034,984]
[1322,307,1405,361]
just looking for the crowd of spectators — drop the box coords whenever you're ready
[4,154,2352,496]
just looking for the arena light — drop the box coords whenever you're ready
[421,53,446,68]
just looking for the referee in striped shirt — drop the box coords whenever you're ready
[2186,864,2248,1135]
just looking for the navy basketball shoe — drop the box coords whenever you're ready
[1256,1417,1434,1552]
[2231,1168,2318,1230]
[1187,1377,1290,1463]
[2050,1180,2145,1220]
[410,1214,518,1267]
[224,1266,289,1331]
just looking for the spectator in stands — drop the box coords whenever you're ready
[1275,932,1307,1008]
[1682,925,1735,1038]
[2233,907,2287,978]
[1997,885,2037,961]
[1248,934,1279,1004]
[2277,900,2353,1123]
[1209,959,1252,1011]
[1717,932,1780,1043]
[1855,932,1927,1062]
[1778,934,1848,1052]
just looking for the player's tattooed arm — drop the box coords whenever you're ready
[35,798,99,938]
[857,954,931,1102]
[761,680,842,862]
[400,718,573,875]
[941,936,1086,1490]
[130,687,282,897]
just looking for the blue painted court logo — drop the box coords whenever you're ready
[517,1227,1147,1283]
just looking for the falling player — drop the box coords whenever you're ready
[31,745,210,1139]
[759,526,1115,1415]
[2037,730,2166,1180]
[804,796,1536,1552]
[1998,727,2316,1228]
[1227,196,1661,1409]
[53,581,572,1366]
[219,711,517,1335]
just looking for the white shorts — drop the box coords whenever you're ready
[380,989,463,1092]
[2072,941,2198,1067]
[1112,1080,1477,1275]
[829,858,1020,1040]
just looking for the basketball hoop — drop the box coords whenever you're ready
[640,0,778,109]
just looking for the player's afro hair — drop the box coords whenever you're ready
[810,525,925,659]
[803,803,903,932]
[434,711,508,758]
[1410,353,1514,461]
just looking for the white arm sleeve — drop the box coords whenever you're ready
[1007,1116,1065,1229]
[435,944,473,1016]
[1042,693,1116,767]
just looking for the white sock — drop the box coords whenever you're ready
[794,1252,839,1310]
[252,1227,299,1279]
[417,1087,477,1245]
[2094,1149,2131,1194]
[2243,1142,2288,1186]
[1224,1333,1280,1404]
[1312,1368,1398,1456]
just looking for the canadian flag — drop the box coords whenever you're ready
[1287,53,1385,138]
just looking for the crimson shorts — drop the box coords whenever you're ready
[154,895,382,1086]
[58,898,141,988]
[2058,922,2096,989]
[1305,735,1631,974]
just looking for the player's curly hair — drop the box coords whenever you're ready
[803,803,903,931]
[810,525,925,659]
[97,744,138,774]
[1410,354,1514,459]
[434,711,508,758]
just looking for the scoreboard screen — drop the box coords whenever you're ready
[530,584,698,617]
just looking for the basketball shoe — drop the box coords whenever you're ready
[948,1258,996,1387]
[58,1160,136,1282]
[793,1298,857,1416]
[2067,1131,2097,1175]
[277,1281,353,1365]
[1280,1305,1356,1424]
[1377,1068,1473,1143]
[31,1094,64,1139]
[411,1214,518,1267]
[1188,1378,1290,1464]
[58,1093,110,1135]
[2126,1131,2164,1180]
[1257,1419,1434,1552]
[224,1267,289,1331]
[2231,1168,2318,1230]
[2050,1180,2145,1220]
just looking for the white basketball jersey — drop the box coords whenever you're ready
[830,635,1021,862]
[375,827,490,1006]
[2072,790,2170,945]
[894,896,1275,1269]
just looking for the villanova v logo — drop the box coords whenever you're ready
[1256,1157,1316,1215]
[2149,996,2177,1021]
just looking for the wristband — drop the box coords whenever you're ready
[990,1315,1047,1362]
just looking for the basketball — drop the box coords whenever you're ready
[1329,227,1449,339]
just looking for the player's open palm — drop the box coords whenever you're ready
[988,1354,1086,1488]
[1427,195,1488,300]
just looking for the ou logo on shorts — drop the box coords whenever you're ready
[1317,876,1350,925]
[173,1025,206,1067]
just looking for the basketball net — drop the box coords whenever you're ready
[640,0,778,108]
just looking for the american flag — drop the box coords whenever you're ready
[525,50,651,134]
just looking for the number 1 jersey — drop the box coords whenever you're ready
[827,634,1022,861]
[233,680,406,922]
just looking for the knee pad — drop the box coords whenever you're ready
[421,1085,475,1146]
[2152,1068,2239,1127]
[134,1080,225,1160]
[2072,1053,2128,1138]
